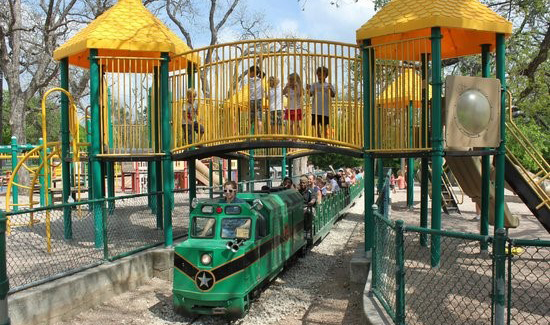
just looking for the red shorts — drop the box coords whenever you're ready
[284,109,302,121]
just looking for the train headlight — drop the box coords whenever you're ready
[201,253,212,265]
[191,198,199,209]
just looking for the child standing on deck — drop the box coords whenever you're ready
[306,66,335,138]
[283,73,303,135]
[267,76,283,133]
[244,65,264,134]
[182,88,204,144]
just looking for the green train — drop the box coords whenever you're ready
[173,185,360,319]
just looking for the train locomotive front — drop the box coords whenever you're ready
[173,189,306,318]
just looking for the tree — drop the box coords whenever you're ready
[309,153,362,171]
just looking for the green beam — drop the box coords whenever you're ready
[420,53,429,247]
[281,148,287,179]
[407,101,414,209]
[249,151,255,192]
[90,49,105,248]
[480,44,491,251]
[430,27,443,268]
[161,52,173,246]
[227,159,232,181]
[106,88,115,212]
[209,158,214,198]
[153,67,162,227]
[362,40,375,252]
[189,159,197,206]
[60,57,73,239]
[218,157,223,189]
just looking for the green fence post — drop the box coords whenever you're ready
[189,159,196,207]
[377,159,384,194]
[10,136,18,212]
[480,43,491,251]
[237,159,243,192]
[161,52,173,246]
[38,138,45,207]
[90,49,104,248]
[60,57,72,239]
[420,53,429,247]
[0,211,10,325]
[493,228,506,325]
[430,27,443,268]
[371,204,379,292]
[209,158,214,198]
[249,151,255,192]
[218,157,223,191]
[395,220,406,325]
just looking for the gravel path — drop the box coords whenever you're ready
[52,195,366,325]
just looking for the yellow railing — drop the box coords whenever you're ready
[505,91,549,211]
[169,39,363,154]
[366,37,432,153]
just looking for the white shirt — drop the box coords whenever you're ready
[310,82,335,116]
[243,76,263,101]
[287,88,302,109]
[268,86,283,111]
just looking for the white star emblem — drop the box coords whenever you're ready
[198,272,212,288]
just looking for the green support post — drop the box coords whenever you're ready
[86,113,92,210]
[249,151,255,192]
[430,27,443,268]
[90,49,105,248]
[288,158,293,180]
[362,40,375,252]
[106,88,115,213]
[420,53,429,246]
[227,159,232,181]
[189,159,197,207]
[60,58,72,238]
[152,67,163,227]
[237,159,243,191]
[377,159,384,194]
[0,212,10,325]
[480,44,491,251]
[266,159,271,187]
[209,158,214,198]
[493,34,507,325]
[395,219,406,325]
[161,52,173,246]
[38,138,45,207]
[407,101,414,209]
[10,137,18,211]
[281,148,287,179]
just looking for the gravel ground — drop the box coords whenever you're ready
[51,195,366,325]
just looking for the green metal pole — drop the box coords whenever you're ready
[377,159,384,194]
[430,27,443,268]
[407,101,414,209]
[106,88,115,213]
[0,211,10,325]
[161,52,173,246]
[86,113,92,207]
[420,53,429,246]
[249,151,255,192]
[10,137,18,211]
[362,40,375,252]
[227,159,232,181]
[288,158,293,180]
[153,67,162,226]
[493,34,507,325]
[90,49,104,248]
[60,57,73,238]
[266,158,271,187]
[218,157,223,190]
[480,44,491,251]
[395,219,406,325]
[187,64,197,207]
[38,138,45,207]
[237,159,243,191]
[281,148,287,179]
[209,158,214,198]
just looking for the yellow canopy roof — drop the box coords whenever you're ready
[356,0,513,59]
[53,0,197,71]
[377,69,431,106]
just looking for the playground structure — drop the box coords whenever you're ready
[0,0,548,324]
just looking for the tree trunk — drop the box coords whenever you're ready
[10,94,27,145]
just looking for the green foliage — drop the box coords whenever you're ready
[507,118,550,173]
[308,153,363,170]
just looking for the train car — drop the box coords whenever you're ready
[173,189,307,319]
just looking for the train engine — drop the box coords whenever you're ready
[173,189,306,319]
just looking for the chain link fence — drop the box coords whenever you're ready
[372,208,550,325]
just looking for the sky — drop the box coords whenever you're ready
[195,0,376,47]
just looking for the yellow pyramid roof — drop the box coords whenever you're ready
[356,0,513,59]
[53,0,197,71]
[377,69,431,106]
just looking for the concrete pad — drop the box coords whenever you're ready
[362,271,393,325]
[8,248,172,325]
[349,244,371,284]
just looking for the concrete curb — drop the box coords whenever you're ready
[8,247,174,325]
